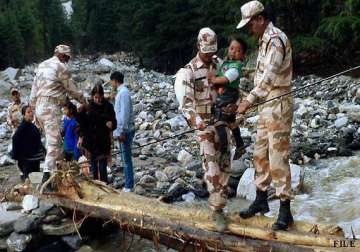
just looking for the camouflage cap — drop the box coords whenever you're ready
[236,0,264,29]
[197,27,217,53]
[54,44,72,57]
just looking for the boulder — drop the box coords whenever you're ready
[334,116,348,128]
[62,235,83,250]
[3,67,21,81]
[22,195,39,212]
[6,232,32,252]
[177,150,193,166]
[155,171,168,182]
[98,58,115,68]
[14,215,40,233]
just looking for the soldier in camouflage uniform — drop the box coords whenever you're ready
[7,88,24,135]
[175,28,231,231]
[236,1,294,231]
[30,44,86,184]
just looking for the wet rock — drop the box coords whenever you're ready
[14,215,40,233]
[2,202,22,211]
[22,195,39,213]
[62,235,83,250]
[6,232,32,252]
[31,201,54,216]
[0,204,23,236]
[41,219,78,236]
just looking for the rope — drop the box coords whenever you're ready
[78,65,360,162]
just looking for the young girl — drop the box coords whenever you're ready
[77,84,117,183]
[208,37,247,162]
[62,101,80,161]
[12,105,45,181]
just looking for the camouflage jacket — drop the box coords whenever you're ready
[246,22,293,104]
[30,56,84,107]
[177,54,217,126]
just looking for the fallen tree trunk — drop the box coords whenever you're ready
[32,176,359,251]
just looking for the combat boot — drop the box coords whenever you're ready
[211,209,227,232]
[272,199,294,231]
[239,190,269,219]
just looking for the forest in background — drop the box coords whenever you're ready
[0,0,359,74]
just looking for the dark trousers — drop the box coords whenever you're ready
[214,88,244,153]
[216,125,244,153]
[18,160,40,179]
[90,156,108,183]
[64,152,73,161]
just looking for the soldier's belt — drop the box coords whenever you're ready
[37,96,66,106]
[195,104,212,114]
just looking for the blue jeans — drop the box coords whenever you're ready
[119,130,135,189]
[90,156,108,183]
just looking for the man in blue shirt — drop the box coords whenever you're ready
[111,71,135,192]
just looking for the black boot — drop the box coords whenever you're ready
[42,172,50,183]
[239,190,269,219]
[272,199,294,231]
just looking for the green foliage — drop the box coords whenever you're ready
[0,0,359,72]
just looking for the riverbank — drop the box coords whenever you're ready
[0,52,359,251]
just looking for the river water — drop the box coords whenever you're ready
[92,152,360,251]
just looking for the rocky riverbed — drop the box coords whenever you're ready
[0,53,359,251]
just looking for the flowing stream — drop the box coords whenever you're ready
[93,153,360,251]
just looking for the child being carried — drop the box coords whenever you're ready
[208,36,247,161]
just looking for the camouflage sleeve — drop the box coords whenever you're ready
[58,67,85,103]
[6,106,12,126]
[29,76,39,108]
[177,68,199,127]
[246,37,285,104]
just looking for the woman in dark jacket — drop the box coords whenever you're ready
[77,84,117,183]
[12,105,45,181]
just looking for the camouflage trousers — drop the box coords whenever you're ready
[253,91,294,201]
[35,101,63,173]
[198,125,231,211]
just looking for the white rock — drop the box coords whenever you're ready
[98,58,114,68]
[177,150,193,166]
[246,115,259,125]
[22,195,39,212]
[28,172,43,184]
[138,111,148,121]
[0,155,14,166]
[334,116,348,128]
[289,164,304,193]
[182,192,195,203]
[165,115,188,131]
[2,67,21,80]
[236,168,256,201]
[310,118,320,128]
